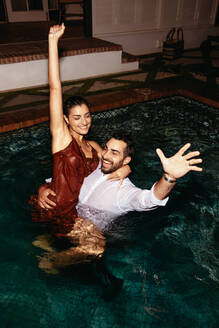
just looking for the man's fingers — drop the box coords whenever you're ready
[177,143,191,156]
[189,166,203,172]
[184,151,200,160]
[38,197,56,209]
[156,148,165,162]
[38,200,51,210]
[42,196,56,207]
[38,200,45,209]
[48,190,56,197]
[44,204,54,210]
[189,158,202,165]
[46,199,56,207]
[41,201,54,210]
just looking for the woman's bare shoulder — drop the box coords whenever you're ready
[88,140,103,157]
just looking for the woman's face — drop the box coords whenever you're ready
[64,104,91,136]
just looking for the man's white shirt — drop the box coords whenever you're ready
[76,163,168,230]
[47,163,168,231]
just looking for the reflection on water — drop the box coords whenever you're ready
[0,96,218,327]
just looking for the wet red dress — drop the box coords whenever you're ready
[30,137,99,236]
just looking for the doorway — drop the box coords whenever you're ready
[0,1,7,22]
[5,0,48,22]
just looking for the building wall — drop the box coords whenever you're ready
[92,0,219,55]
[0,51,138,91]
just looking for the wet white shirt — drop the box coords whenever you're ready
[47,163,168,231]
[76,163,168,230]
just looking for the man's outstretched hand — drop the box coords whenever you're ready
[38,184,57,210]
[156,143,203,180]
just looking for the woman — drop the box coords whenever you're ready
[30,24,129,270]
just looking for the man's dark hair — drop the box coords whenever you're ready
[63,96,90,116]
[110,132,135,158]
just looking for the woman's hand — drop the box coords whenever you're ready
[49,23,65,41]
[108,165,131,185]
[156,143,203,180]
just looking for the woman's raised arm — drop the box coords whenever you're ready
[48,24,70,150]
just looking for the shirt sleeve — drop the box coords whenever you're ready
[117,182,168,213]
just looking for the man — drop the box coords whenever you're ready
[39,133,202,229]
[36,133,202,299]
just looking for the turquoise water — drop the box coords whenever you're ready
[0,96,218,327]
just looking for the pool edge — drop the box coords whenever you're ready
[0,86,218,134]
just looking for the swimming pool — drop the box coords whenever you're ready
[0,96,218,327]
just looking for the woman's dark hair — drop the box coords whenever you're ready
[111,132,135,158]
[63,96,90,116]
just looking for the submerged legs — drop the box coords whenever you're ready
[34,218,122,300]
[36,217,106,273]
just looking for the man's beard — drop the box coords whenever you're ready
[101,158,124,174]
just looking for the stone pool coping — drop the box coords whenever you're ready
[0,84,218,134]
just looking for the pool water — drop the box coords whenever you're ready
[0,96,218,328]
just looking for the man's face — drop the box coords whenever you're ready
[101,138,130,174]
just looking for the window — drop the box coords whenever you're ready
[11,0,43,12]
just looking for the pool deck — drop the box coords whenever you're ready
[0,21,218,133]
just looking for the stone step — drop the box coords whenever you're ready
[0,37,122,65]
[0,36,138,91]
[122,51,139,64]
